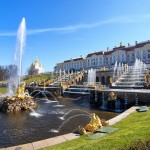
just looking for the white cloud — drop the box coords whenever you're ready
[0,14,150,37]
[0,32,16,36]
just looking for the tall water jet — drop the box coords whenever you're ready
[87,68,96,85]
[113,61,117,82]
[113,58,147,88]
[0,18,38,113]
[15,18,26,87]
[6,18,26,96]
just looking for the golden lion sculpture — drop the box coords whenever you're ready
[77,113,109,135]
[85,113,102,132]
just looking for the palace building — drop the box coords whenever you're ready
[54,40,150,72]
[31,57,43,75]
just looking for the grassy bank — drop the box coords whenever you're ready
[42,108,150,150]
[22,74,55,84]
[0,87,7,94]
[0,74,56,94]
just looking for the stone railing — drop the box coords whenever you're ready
[38,78,58,86]
[144,68,150,88]
[61,72,84,91]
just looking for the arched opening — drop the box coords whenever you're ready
[101,76,105,85]
[81,76,84,81]
[76,79,78,83]
[96,76,99,82]
[79,77,81,82]
[69,68,75,73]
[106,76,110,87]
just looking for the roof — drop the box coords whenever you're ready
[63,57,83,63]
[58,40,150,64]
[86,51,104,57]
[64,60,71,63]
[135,40,150,48]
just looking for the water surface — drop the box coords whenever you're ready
[0,96,118,148]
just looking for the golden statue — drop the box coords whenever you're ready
[110,77,112,84]
[77,113,109,135]
[101,119,109,126]
[85,113,102,132]
[77,126,87,135]
[144,75,147,83]
[16,82,26,98]
[108,92,117,101]
[101,66,106,71]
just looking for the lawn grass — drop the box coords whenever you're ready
[0,87,7,94]
[0,74,56,94]
[22,74,54,84]
[42,108,150,150]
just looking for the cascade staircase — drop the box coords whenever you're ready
[114,67,147,88]
[50,71,85,91]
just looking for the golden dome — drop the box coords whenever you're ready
[35,57,39,64]
[39,63,42,68]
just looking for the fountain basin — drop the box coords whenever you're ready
[0,96,118,148]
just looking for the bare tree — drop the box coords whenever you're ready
[0,65,18,81]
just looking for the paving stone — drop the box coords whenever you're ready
[32,135,67,150]
[63,133,80,141]
[4,143,34,150]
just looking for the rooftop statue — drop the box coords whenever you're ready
[101,66,106,71]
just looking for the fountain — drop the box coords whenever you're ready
[77,113,109,135]
[113,61,118,82]
[51,114,90,133]
[0,82,38,112]
[8,18,26,93]
[58,109,90,120]
[29,107,43,118]
[0,18,119,148]
[100,92,124,112]
[87,68,96,86]
[112,59,147,88]
[0,18,38,113]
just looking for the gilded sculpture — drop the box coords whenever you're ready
[77,113,109,135]
[16,82,27,98]
[108,92,117,101]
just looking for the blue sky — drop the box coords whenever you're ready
[1,0,150,74]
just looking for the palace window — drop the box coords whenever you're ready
[100,61,102,65]
[147,49,150,52]
[113,56,116,62]
[132,53,135,61]
[118,55,120,61]
[122,54,124,61]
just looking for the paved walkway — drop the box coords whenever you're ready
[0,106,138,150]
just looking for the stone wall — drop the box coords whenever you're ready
[90,90,150,108]
[84,70,113,86]
[26,86,62,97]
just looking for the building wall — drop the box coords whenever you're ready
[54,41,150,72]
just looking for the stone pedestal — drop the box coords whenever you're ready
[0,96,38,113]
